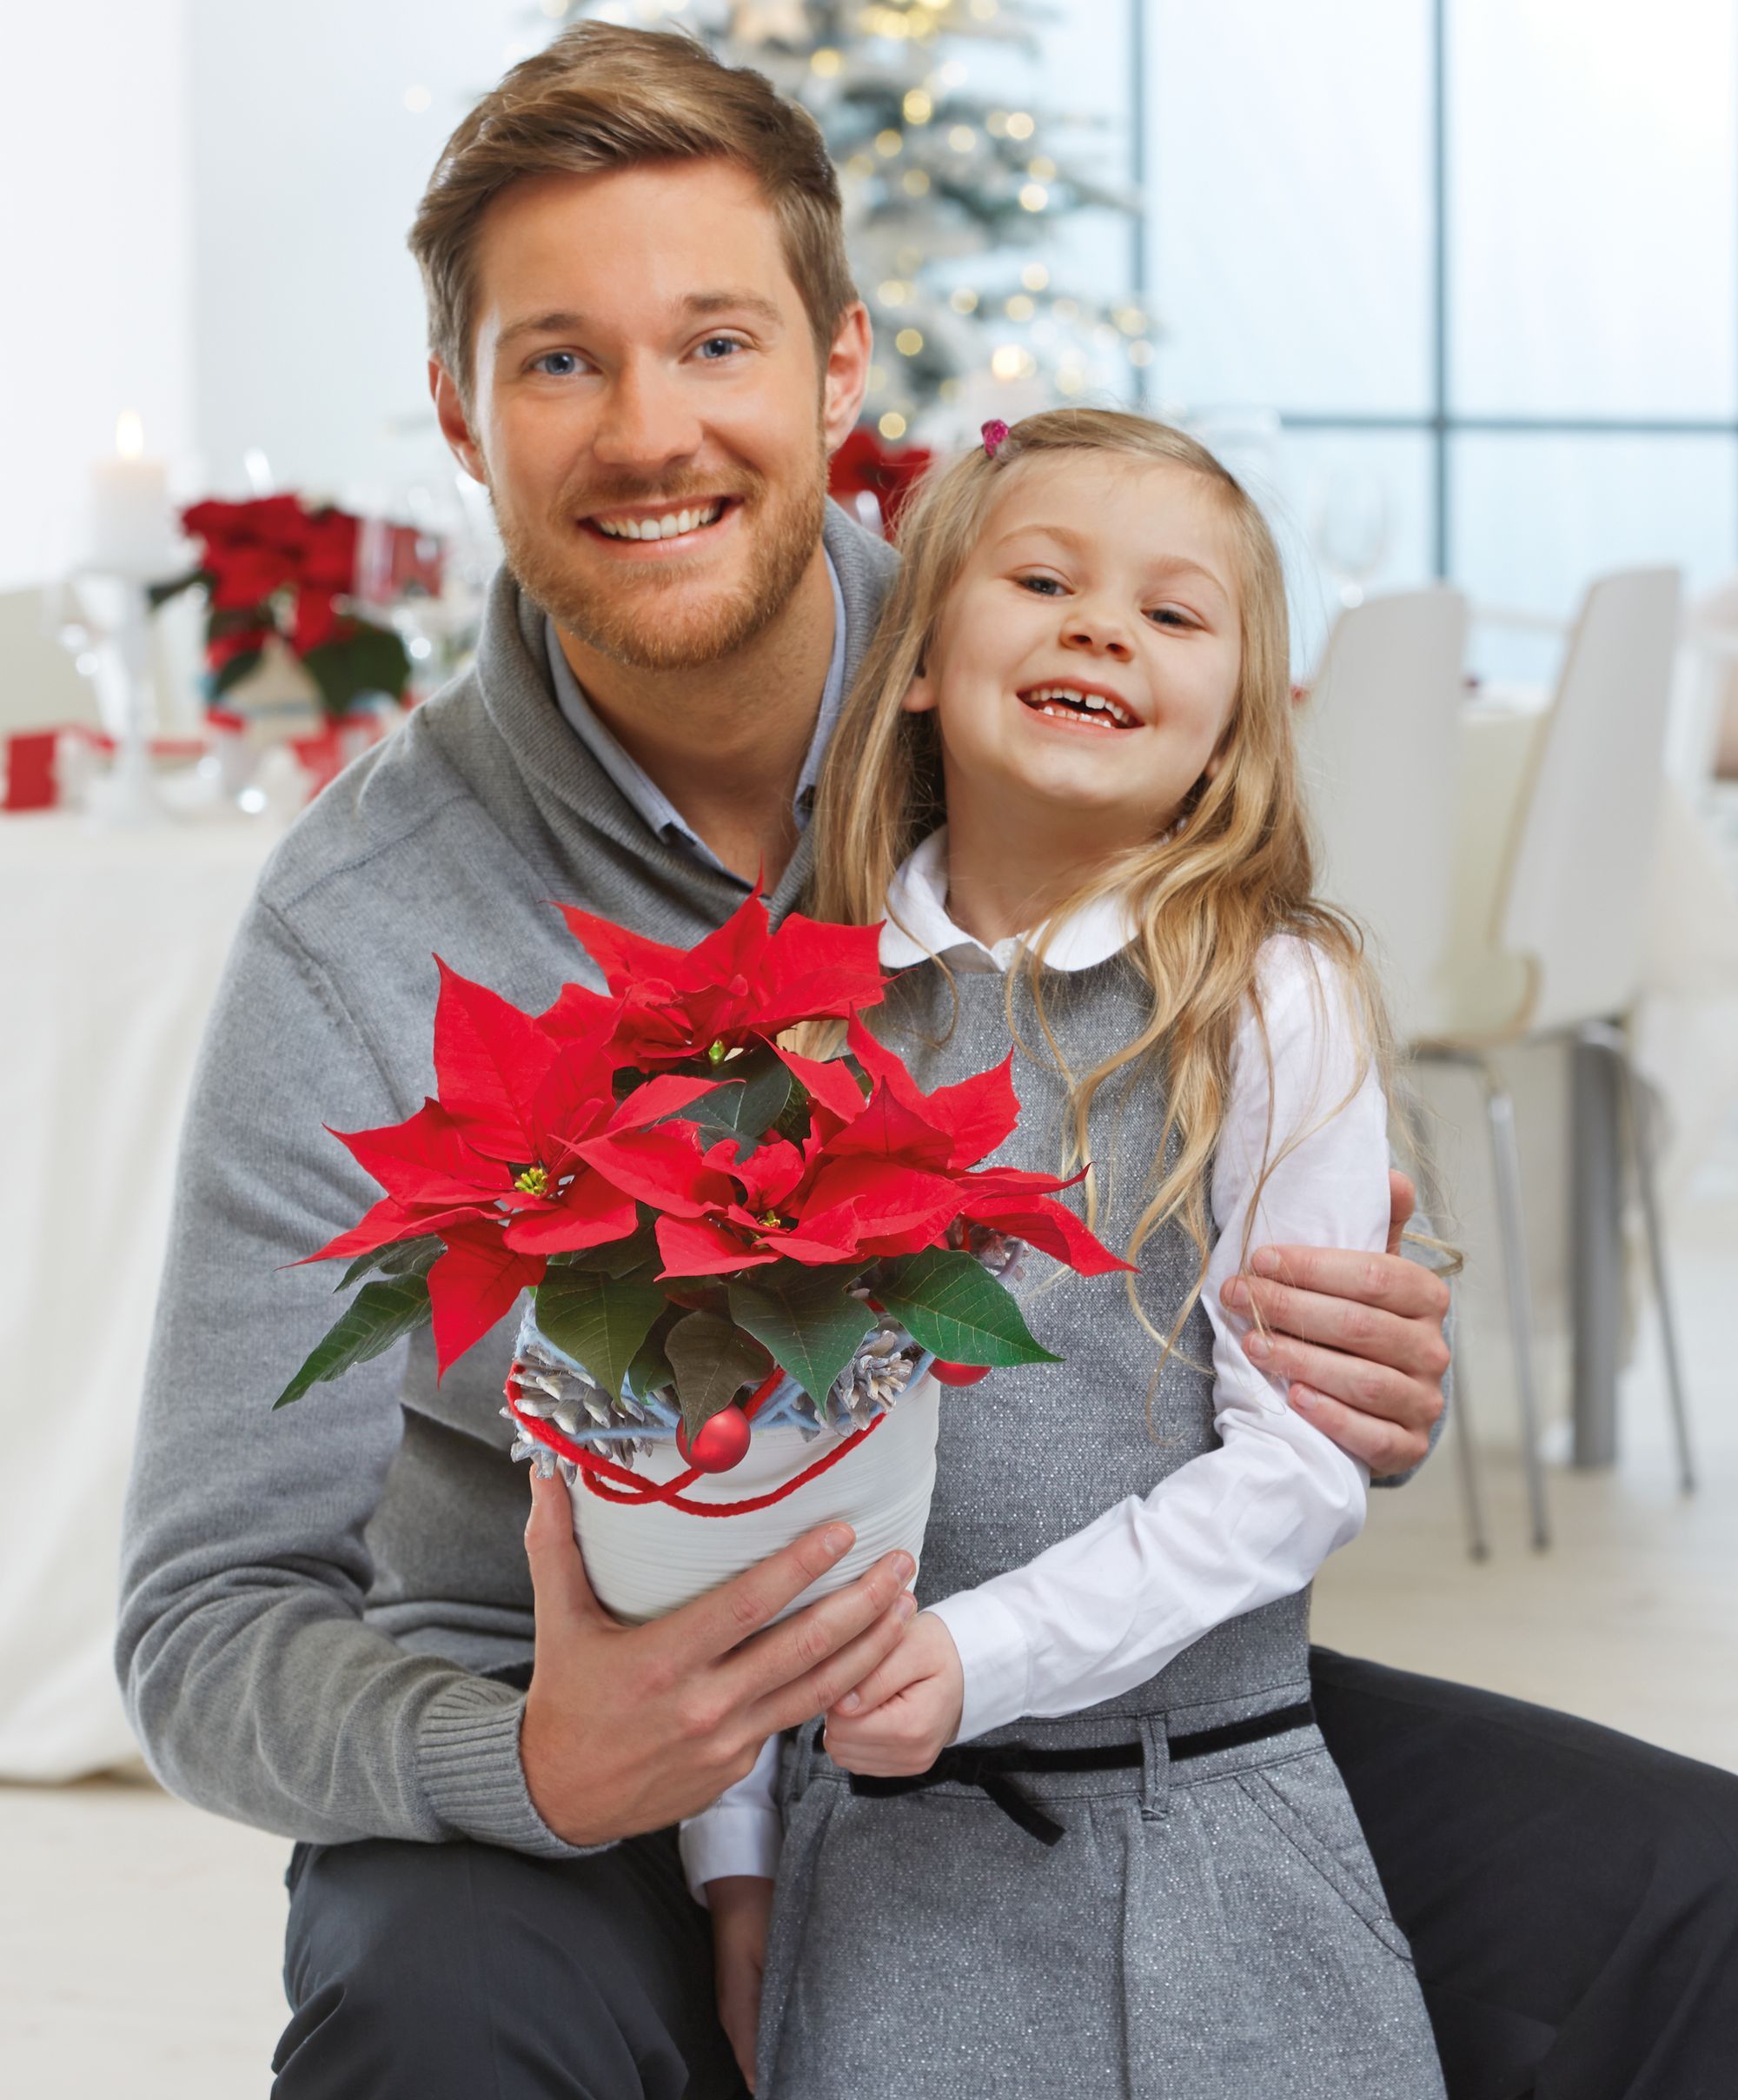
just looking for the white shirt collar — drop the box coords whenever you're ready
[879,827,1136,974]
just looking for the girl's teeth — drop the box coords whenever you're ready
[1025,686,1133,727]
[1038,701,1115,728]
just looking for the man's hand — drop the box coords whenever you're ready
[708,1875,774,2092]
[1221,1169,1450,1479]
[821,1612,964,1778]
[519,1469,918,1846]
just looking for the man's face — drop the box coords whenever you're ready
[434,159,866,672]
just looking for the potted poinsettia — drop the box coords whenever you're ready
[277,894,1125,1622]
[150,494,417,717]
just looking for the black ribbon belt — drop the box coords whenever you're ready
[846,1698,1317,1847]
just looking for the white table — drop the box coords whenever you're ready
[0,811,282,1779]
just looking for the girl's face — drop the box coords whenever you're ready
[905,453,1244,848]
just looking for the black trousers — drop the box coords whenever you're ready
[273,1650,1738,2098]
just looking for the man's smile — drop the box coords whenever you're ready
[578,496,740,548]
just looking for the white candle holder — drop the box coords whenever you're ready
[63,564,178,829]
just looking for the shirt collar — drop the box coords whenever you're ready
[880,827,1137,974]
[544,550,848,887]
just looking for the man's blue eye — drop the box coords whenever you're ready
[533,351,580,376]
[697,336,744,361]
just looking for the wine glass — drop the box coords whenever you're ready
[1311,469,1392,608]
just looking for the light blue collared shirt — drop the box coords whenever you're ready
[546,551,848,887]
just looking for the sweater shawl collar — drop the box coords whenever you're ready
[461,499,900,926]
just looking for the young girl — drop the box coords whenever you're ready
[687,410,1446,2098]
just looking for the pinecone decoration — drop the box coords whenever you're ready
[507,1322,666,1467]
[834,1322,921,1430]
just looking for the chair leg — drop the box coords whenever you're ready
[1482,1075,1552,1551]
[1449,1352,1491,1562]
[1612,1046,1697,1495]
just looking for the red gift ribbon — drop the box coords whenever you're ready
[505,1363,886,1518]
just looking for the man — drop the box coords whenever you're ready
[119,23,1737,2100]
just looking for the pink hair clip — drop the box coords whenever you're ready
[980,419,1011,460]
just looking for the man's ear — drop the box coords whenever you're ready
[821,303,873,455]
[430,359,488,484]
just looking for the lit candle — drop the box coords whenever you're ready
[86,410,177,575]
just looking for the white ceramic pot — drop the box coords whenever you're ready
[567,1375,941,1625]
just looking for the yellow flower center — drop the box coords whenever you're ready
[706,1039,729,1065]
[514,1165,549,1196]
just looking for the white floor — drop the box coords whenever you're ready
[5,1182,1735,2098]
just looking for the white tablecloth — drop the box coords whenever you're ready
[0,812,282,1779]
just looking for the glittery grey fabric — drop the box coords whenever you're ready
[758,960,1444,2097]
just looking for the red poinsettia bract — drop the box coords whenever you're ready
[553,889,886,1067]
[580,1016,1130,1281]
[300,960,713,1372]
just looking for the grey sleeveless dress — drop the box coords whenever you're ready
[756,957,1445,2098]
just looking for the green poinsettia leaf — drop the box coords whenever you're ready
[627,1319,677,1406]
[873,1248,1060,1368]
[665,1310,773,1442]
[336,1233,444,1293]
[274,1273,432,1408]
[727,1265,875,1409]
[653,1048,796,1163]
[301,620,411,717]
[534,1268,668,1405]
[707,1046,796,1140]
[146,567,207,611]
[210,647,265,698]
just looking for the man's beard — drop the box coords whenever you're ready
[491,448,828,673]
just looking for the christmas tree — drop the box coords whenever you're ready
[535,0,1151,445]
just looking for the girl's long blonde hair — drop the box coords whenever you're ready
[809,408,1405,1357]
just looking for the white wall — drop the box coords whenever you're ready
[187,0,527,507]
[0,0,194,591]
[0,0,1133,596]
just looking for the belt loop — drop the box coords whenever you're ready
[784,1718,825,1807]
[1139,1713,1171,1822]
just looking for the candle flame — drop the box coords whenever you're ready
[116,410,145,459]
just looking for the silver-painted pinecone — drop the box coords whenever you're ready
[513,1327,663,1467]
[835,1323,919,1430]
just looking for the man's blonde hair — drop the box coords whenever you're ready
[408,22,859,403]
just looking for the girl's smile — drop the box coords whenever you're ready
[1017,680,1142,729]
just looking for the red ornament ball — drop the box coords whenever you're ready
[930,1360,992,1387]
[677,1405,753,1473]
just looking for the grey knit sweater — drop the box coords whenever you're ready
[115,505,899,1856]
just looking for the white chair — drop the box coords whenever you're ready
[1419,568,1694,1546]
[1300,588,1494,1558]
[1303,587,1469,1042]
